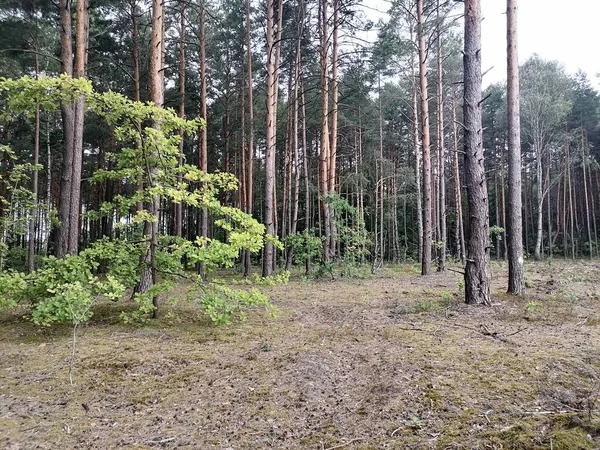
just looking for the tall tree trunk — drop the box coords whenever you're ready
[285,21,303,270]
[301,83,312,274]
[533,142,543,260]
[417,0,432,275]
[28,22,40,272]
[463,0,491,306]
[175,2,186,237]
[436,1,446,271]
[56,0,88,258]
[138,0,164,317]
[328,0,339,260]
[242,0,255,277]
[262,0,280,277]
[318,0,331,264]
[413,84,423,262]
[198,0,209,279]
[451,90,465,262]
[582,133,592,259]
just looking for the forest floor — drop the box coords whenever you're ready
[2,259,600,449]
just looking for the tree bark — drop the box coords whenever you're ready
[242,0,254,276]
[328,0,339,260]
[451,90,465,262]
[28,17,40,272]
[318,0,332,264]
[463,0,491,306]
[56,0,89,258]
[262,0,280,277]
[138,0,164,317]
[417,0,432,275]
[175,1,186,238]
[436,0,446,271]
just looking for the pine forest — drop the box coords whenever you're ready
[2,0,600,448]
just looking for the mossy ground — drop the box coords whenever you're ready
[1,259,600,449]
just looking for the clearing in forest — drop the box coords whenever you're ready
[1,259,600,449]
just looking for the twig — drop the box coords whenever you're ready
[446,267,465,275]
[324,438,363,450]
[145,437,176,445]
[396,327,428,332]
[440,320,519,345]
[505,327,527,337]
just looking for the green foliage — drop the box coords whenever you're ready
[197,284,276,325]
[325,194,372,264]
[0,146,50,269]
[0,254,126,326]
[250,271,290,286]
[0,75,276,327]
[0,270,26,309]
[284,230,323,268]
[489,225,505,236]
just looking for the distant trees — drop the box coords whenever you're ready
[0,0,597,295]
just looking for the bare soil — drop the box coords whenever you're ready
[2,260,600,449]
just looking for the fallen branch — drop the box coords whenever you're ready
[446,267,465,275]
[145,437,176,445]
[521,410,570,416]
[440,320,520,345]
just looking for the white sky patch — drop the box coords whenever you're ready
[362,0,600,88]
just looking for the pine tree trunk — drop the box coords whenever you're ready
[28,31,40,272]
[198,0,209,279]
[56,0,88,258]
[417,0,432,275]
[452,91,465,262]
[318,0,331,264]
[242,0,254,277]
[463,0,491,306]
[436,2,446,271]
[262,0,279,277]
[138,0,164,317]
[175,2,186,238]
[413,85,423,262]
[328,0,339,260]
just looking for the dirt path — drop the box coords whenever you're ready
[1,261,600,449]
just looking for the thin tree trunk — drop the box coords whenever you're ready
[582,133,592,259]
[452,90,465,262]
[463,0,490,306]
[328,0,339,260]
[198,0,209,279]
[28,29,40,272]
[138,0,164,317]
[175,2,186,238]
[301,83,311,274]
[436,1,446,271]
[413,84,423,262]
[318,0,331,264]
[243,0,254,276]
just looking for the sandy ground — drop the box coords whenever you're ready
[1,260,600,449]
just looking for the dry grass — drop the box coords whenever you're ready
[1,259,600,449]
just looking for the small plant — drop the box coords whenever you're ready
[251,270,290,286]
[525,300,543,313]
[440,290,453,307]
[197,284,277,325]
